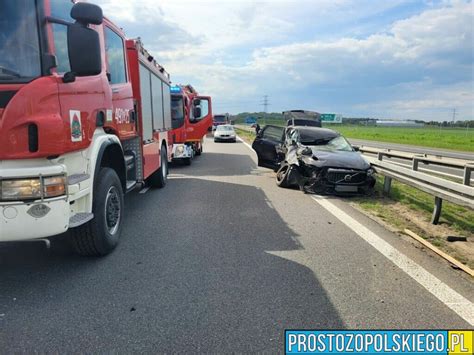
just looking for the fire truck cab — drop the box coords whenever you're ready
[170,85,212,165]
[0,1,172,256]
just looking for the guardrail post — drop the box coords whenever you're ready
[383,176,392,195]
[431,197,442,225]
[378,152,384,161]
[412,158,419,171]
[463,166,472,186]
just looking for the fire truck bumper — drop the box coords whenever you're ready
[0,160,70,242]
[0,198,69,241]
[171,144,193,159]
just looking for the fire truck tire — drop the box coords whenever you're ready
[195,145,202,156]
[70,168,124,256]
[183,157,192,166]
[149,146,168,188]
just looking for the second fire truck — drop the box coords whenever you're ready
[170,85,212,165]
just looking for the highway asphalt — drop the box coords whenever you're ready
[0,136,473,352]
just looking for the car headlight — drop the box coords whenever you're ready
[0,175,66,201]
[176,146,185,154]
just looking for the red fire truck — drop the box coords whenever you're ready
[170,85,212,165]
[0,1,198,256]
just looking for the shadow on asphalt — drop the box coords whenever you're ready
[0,177,344,352]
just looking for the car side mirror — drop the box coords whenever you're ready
[256,130,263,138]
[299,147,312,156]
[291,139,298,146]
[353,146,360,152]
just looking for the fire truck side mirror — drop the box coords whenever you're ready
[71,3,103,26]
[193,107,202,119]
[64,3,103,81]
[67,24,102,78]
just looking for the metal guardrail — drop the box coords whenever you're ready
[358,146,474,224]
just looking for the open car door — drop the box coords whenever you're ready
[252,125,285,170]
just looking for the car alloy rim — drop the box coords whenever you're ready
[277,165,289,182]
[105,186,121,235]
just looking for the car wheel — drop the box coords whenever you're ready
[276,163,291,188]
[70,168,124,256]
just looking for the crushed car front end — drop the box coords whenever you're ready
[293,163,375,194]
[284,147,376,195]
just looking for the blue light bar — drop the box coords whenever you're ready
[170,86,182,93]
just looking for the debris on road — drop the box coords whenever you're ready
[404,229,474,277]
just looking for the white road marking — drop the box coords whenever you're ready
[139,186,150,194]
[237,136,254,151]
[311,195,474,326]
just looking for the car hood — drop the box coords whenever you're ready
[307,149,370,170]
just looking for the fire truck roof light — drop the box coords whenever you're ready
[170,86,182,93]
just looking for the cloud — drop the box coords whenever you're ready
[92,0,473,120]
[94,0,201,52]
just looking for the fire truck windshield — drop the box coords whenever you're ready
[214,115,227,123]
[171,97,185,129]
[0,0,41,82]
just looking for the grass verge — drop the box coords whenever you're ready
[353,178,474,269]
[331,125,474,152]
[235,127,256,144]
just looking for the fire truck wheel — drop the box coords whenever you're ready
[71,168,124,256]
[183,157,192,166]
[149,146,168,188]
[195,145,202,156]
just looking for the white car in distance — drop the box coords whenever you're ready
[214,125,237,143]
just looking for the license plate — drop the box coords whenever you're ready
[335,185,358,192]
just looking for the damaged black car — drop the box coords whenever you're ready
[252,125,376,194]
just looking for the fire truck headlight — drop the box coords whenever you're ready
[0,175,67,201]
[43,176,67,198]
[1,178,42,201]
[176,146,185,155]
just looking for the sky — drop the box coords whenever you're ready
[93,0,473,121]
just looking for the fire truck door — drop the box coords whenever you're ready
[104,26,134,138]
[187,96,212,141]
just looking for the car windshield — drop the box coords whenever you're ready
[303,135,353,152]
[216,125,234,131]
[0,0,41,82]
[171,97,184,129]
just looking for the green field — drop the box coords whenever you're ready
[237,119,474,152]
[328,125,474,152]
